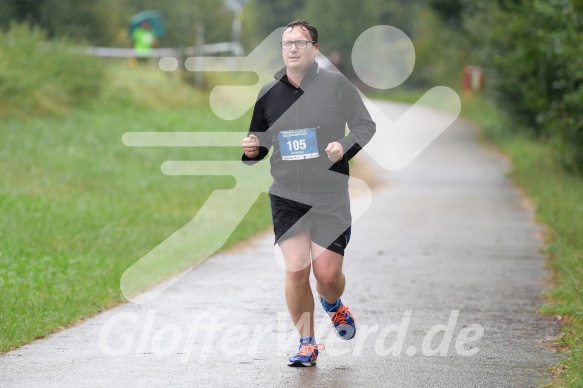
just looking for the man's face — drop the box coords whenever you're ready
[281,26,318,73]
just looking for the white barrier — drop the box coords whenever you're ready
[83,42,244,58]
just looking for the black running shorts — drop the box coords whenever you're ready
[268,183,352,256]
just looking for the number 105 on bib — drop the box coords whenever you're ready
[278,128,319,160]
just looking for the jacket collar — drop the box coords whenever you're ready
[274,61,320,88]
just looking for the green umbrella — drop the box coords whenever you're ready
[129,10,165,38]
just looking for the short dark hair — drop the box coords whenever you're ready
[283,20,318,44]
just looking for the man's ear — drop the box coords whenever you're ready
[313,43,319,55]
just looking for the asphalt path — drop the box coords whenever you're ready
[0,101,560,387]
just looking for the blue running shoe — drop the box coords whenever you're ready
[319,296,356,340]
[287,341,325,367]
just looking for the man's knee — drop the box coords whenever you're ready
[315,271,343,290]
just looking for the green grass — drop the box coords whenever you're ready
[0,24,106,116]
[0,64,272,352]
[494,139,583,388]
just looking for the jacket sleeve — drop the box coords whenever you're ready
[336,76,376,161]
[242,89,271,165]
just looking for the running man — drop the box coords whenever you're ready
[242,20,376,366]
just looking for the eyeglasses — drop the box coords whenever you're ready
[281,40,315,50]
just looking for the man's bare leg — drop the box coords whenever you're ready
[311,242,345,304]
[312,241,356,340]
[280,229,314,337]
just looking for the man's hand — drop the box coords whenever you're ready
[243,134,260,158]
[325,142,344,163]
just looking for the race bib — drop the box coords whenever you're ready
[278,128,319,160]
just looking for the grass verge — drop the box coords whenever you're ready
[0,62,271,352]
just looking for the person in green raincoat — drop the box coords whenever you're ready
[130,20,159,63]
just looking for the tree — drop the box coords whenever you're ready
[463,0,583,171]
[429,0,464,27]
[241,0,305,49]
[0,0,236,48]
[301,0,379,78]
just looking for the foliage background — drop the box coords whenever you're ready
[1,0,581,287]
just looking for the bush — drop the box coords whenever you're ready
[463,0,583,172]
[0,23,105,116]
[535,0,583,172]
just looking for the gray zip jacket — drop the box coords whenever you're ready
[242,62,376,193]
